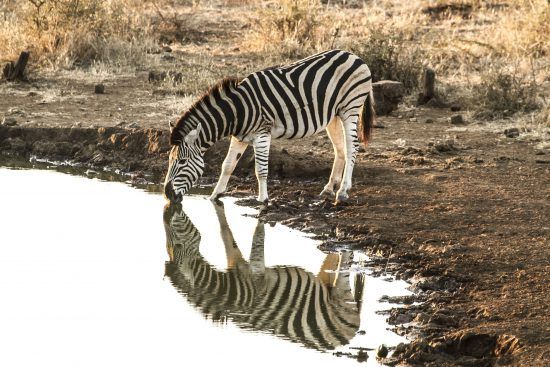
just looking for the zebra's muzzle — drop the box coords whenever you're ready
[164,182,182,203]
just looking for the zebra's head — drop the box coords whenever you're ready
[164,123,205,202]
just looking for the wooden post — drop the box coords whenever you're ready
[423,68,435,101]
[417,67,436,105]
[2,51,30,81]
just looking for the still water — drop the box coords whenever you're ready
[0,167,411,367]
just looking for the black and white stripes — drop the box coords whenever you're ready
[163,203,362,351]
[164,49,375,203]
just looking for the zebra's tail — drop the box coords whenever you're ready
[359,90,375,146]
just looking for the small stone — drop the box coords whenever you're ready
[409,117,417,122]
[161,53,175,61]
[373,122,385,128]
[312,140,319,146]
[358,146,366,153]
[356,349,368,362]
[424,118,434,124]
[450,104,461,111]
[127,122,140,129]
[162,45,172,52]
[281,148,289,155]
[376,344,389,358]
[504,128,520,138]
[94,84,105,94]
[1,117,17,126]
[450,115,464,124]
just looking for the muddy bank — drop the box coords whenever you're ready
[0,125,329,183]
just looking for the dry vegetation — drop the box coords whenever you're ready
[1,0,549,122]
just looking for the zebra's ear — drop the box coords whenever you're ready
[184,123,202,146]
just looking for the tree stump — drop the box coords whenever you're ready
[417,67,436,105]
[2,51,30,81]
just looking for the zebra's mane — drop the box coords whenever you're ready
[170,77,241,145]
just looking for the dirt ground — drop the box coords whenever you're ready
[1,5,549,366]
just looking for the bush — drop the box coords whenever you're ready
[474,66,542,117]
[350,28,422,91]
[243,0,330,57]
[0,0,151,69]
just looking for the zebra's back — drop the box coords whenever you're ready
[239,49,372,139]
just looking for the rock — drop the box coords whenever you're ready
[409,117,417,122]
[356,349,368,362]
[2,137,26,153]
[127,122,140,129]
[376,344,389,358]
[161,53,175,61]
[431,139,456,153]
[162,45,172,52]
[450,104,461,111]
[372,80,405,116]
[94,84,105,94]
[424,118,434,123]
[1,117,17,126]
[450,114,465,124]
[504,128,520,138]
[394,313,413,324]
[148,70,183,83]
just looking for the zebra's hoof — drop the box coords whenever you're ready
[209,193,223,201]
[335,193,349,205]
[258,199,269,213]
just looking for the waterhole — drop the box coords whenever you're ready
[0,166,411,366]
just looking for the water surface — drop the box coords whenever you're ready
[0,167,410,366]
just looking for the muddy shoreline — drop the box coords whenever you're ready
[1,122,549,366]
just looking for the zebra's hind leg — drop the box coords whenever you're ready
[209,137,248,201]
[336,112,360,204]
[320,117,345,197]
[252,133,271,203]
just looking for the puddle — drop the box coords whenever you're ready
[0,166,412,366]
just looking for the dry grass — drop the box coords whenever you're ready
[242,0,331,57]
[1,0,548,122]
[0,0,153,69]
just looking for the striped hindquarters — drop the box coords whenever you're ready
[238,49,372,139]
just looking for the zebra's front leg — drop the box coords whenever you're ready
[336,115,360,204]
[252,133,271,203]
[209,137,248,201]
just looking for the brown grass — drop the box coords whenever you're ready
[1,0,548,121]
[0,0,152,69]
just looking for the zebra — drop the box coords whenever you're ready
[163,201,364,350]
[164,49,375,204]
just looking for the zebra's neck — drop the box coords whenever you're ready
[172,78,254,152]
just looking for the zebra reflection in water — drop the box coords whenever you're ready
[163,202,364,351]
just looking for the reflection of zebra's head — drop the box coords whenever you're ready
[164,123,204,203]
[163,202,364,352]
[163,202,201,262]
